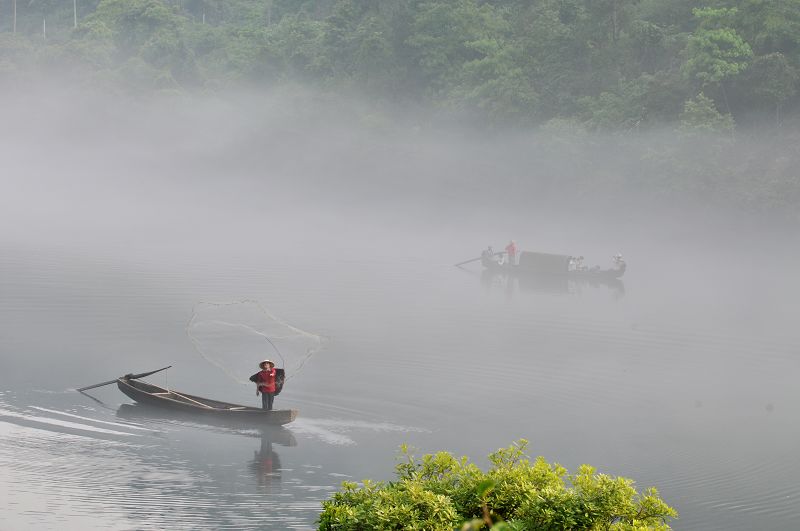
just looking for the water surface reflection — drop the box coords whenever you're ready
[2,240,800,530]
[117,403,298,489]
[477,267,626,298]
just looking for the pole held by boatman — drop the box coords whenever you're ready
[250,360,277,410]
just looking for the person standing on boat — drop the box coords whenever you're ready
[250,360,277,410]
[612,253,626,274]
[481,246,495,267]
[505,240,518,266]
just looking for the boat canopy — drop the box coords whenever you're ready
[518,251,571,273]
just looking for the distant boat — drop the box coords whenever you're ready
[482,250,626,279]
[116,377,297,426]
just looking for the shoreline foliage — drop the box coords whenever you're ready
[2,0,799,216]
[318,440,677,530]
[2,0,800,129]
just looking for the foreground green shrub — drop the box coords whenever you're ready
[318,440,676,530]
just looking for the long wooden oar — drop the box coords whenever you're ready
[454,256,482,267]
[166,390,214,409]
[454,251,505,267]
[77,365,172,392]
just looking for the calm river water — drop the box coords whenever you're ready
[2,212,799,530]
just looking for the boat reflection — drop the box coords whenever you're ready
[480,269,625,298]
[117,403,297,487]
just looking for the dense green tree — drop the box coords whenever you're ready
[507,0,584,118]
[318,441,677,530]
[405,0,542,123]
[736,0,800,57]
[266,13,326,81]
[1,0,800,130]
[74,0,199,85]
[740,52,799,124]
[679,92,735,134]
[683,7,753,87]
[407,0,505,93]
[317,0,396,89]
[683,7,753,117]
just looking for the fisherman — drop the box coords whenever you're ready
[612,253,626,273]
[250,360,277,410]
[481,247,491,267]
[481,245,496,267]
[505,240,518,266]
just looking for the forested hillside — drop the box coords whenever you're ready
[3,0,800,128]
[2,0,799,216]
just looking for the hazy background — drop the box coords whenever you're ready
[1,83,799,530]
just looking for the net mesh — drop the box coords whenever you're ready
[186,300,325,384]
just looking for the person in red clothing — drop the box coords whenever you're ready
[505,240,518,266]
[250,360,277,410]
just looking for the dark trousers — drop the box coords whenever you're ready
[261,392,275,410]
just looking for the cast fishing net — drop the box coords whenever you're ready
[186,300,325,384]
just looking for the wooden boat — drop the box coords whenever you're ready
[116,403,299,443]
[482,250,626,279]
[116,377,298,426]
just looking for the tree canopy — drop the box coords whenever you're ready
[318,440,677,530]
[3,0,800,129]
[3,0,799,217]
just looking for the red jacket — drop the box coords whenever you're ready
[254,368,277,393]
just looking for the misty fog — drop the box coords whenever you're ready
[2,78,800,530]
